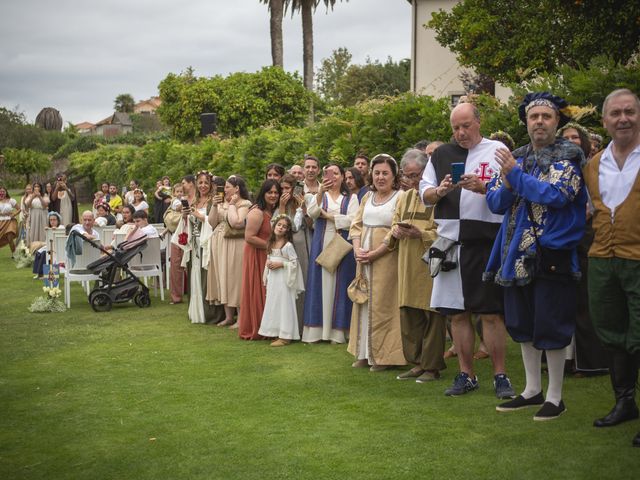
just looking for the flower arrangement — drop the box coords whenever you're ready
[28,286,66,313]
[14,240,33,269]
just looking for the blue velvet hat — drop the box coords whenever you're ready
[518,92,571,127]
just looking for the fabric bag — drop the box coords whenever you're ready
[163,207,182,234]
[422,236,459,278]
[315,233,352,273]
[347,265,369,304]
[223,219,245,239]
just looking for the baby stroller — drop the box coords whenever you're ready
[72,231,152,312]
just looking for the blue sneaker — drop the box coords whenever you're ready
[494,373,516,399]
[444,372,479,396]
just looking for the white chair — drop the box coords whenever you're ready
[52,232,69,276]
[128,237,165,301]
[95,226,116,248]
[64,234,103,308]
[164,233,172,289]
[113,231,127,247]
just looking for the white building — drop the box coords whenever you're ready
[408,0,511,104]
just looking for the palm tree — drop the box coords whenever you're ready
[260,0,286,68]
[291,0,344,91]
[114,93,135,113]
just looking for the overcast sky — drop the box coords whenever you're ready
[0,0,411,125]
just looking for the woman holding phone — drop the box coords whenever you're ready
[207,175,252,328]
[169,175,196,304]
[302,163,358,344]
[186,171,224,324]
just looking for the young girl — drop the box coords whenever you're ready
[131,188,149,214]
[258,214,305,346]
[32,212,64,279]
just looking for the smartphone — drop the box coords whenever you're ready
[180,199,190,208]
[396,222,412,229]
[323,166,336,182]
[294,182,304,197]
[451,162,465,184]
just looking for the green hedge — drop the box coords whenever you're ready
[69,93,526,194]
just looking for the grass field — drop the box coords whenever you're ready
[0,248,639,479]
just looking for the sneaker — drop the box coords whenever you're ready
[397,368,425,380]
[416,370,440,383]
[533,400,566,421]
[444,372,478,396]
[494,373,516,399]
[496,392,545,412]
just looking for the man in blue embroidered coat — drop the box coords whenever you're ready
[485,92,587,421]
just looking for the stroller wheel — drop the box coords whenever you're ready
[134,291,151,308]
[91,292,113,312]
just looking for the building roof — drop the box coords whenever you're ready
[135,96,161,109]
[74,121,95,129]
[96,112,133,127]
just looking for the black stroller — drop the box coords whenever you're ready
[70,231,152,312]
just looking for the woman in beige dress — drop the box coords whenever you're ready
[207,175,251,327]
[349,154,406,371]
[26,182,50,247]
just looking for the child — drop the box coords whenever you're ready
[170,184,184,212]
[258,214,305,346]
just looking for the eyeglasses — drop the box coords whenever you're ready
[400,171,422,181]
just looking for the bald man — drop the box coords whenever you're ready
[419,102,514,399]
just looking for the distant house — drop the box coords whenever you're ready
[134,96,162,115]
[74,121,96,136]
[408,0,510,104]
[95,112,133,137]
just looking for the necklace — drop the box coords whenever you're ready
[373,190,395,205]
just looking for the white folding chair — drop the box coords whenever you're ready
[113,232,127,247]
[164,233,172,289]
[100,225,116,245]
[64,235,103,308]
[128,237,165,301]
[53,233,69,276]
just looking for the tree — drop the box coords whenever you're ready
[335,57,410,106]
[157,66,315,140]
[114,94,135,113]
[0,106,66,154]
[260,0,286,68]
[290,0,346,91]
[35,107,63,131]
[2,148,50,183]
[315,47,352,103]
[427,0,640,83]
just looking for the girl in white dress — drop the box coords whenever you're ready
[259,215,305,346]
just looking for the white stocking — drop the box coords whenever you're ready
[545,348,566,406]
[521,342,542,399]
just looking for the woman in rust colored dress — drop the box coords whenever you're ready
[238,179,281,340]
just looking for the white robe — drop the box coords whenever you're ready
[258,242,305,340]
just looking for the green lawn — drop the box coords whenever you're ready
[0,249,638,479]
